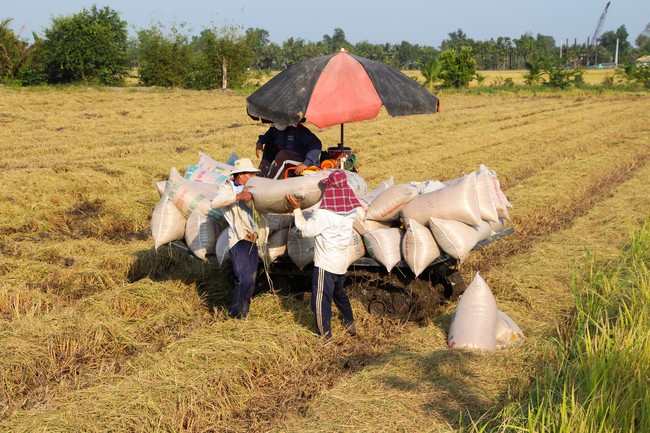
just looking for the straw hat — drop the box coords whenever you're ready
[230,158,261,175]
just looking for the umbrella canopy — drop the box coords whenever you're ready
[246,50,439,133]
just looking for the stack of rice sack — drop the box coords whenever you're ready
[447,272,525,351]
[356,164,513,277]
[151,152,236,260]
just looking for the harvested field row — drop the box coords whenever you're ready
[1,88,648,431]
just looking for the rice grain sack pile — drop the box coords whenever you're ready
[447,272,498,351]
[215,227,231,265]
[429,217,479,262]
[479,164,512,221]
[357,177,394,209]
[287,227,315,270]
[346,229,366,267]
[185,209,220,260]
[197,151,234,174]
[363,227,404,272]
[166,167,219,217]
[185,165,230,185]
[495,310,526,349]
[400,171,482,227]
[151,192,187,249]
[402,219,441,277]
[246,173,328,213]
[365,184,419,222]
[259,228,288,264]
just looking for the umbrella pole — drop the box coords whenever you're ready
[340,123,344,148]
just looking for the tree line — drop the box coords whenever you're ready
[2,6,649,89]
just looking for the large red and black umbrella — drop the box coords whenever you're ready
[246,49,439,146]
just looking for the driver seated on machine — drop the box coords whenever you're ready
[255,123,322,179]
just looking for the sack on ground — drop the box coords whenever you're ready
[363,227,404,272]
[475,169,499,222]
[400,171,482,227]
[402,219,441,277]
[357,177,394,209]
[155,180,168,198]
[365,183,419,222]
[448,272,498,351]
[495,310,526,349]
[151,193,187,249]
[429,217,479,262]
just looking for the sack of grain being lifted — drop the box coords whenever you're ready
[246,172,328,213]
[400,171,482,227]
[363,227,404,272]
[402,219,441,277]
[448,272,498,351]
[365,183,419,222]
[429,217,479,262]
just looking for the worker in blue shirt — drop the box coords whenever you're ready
[255,123,322,178]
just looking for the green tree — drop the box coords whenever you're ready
[440,29,472,52]
[0,18,45,84]
[42,6,129,84]
[322,28,349,54]
[420,59,440,90]
[136,23,190,87]
[438,46,476,88]
[188,25,252,90]
[635,22,650,54]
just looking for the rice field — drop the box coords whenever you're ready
[0,84,649,432]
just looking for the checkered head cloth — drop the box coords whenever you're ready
[319,170,361,214]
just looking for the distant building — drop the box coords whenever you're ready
[637,56,650,66]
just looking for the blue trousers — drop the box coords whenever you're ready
[312,266,354,338]
[228,240,258,319]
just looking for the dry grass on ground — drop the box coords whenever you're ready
[1,86,648,432]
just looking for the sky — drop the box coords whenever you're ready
[5,0,650,48]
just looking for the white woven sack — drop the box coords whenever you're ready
[197,151,234,175]
[495,310,526,349]
[489,217,507,234]
[475,169,499,222]
[447,272,498,351]
[415,180,446,194]
[357,177,394,209]
[363,227,404,272]
[479,165,512,220]
[155,180,168,198]
[246,172,328,213]
[400,171,482,227]
[402,219,441,277]
[259,228,288,264]
[365,184,419,222]
[429,217,479,262]
[266,213,294,233]
[185,209,220,261]
[346,229,366,268]
[476,220,493,243]
[215,227,231,265]
[151,194,187,249]
[166,167,220,217]
[185,165,230,185]
[287,227,315,270]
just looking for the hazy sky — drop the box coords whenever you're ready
[5,1,650,47]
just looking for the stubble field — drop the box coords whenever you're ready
[1,85,649,432]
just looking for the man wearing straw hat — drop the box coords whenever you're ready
[211,158,267,319]
[285,170,361,338]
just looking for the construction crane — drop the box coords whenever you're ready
[589,1,611,66]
